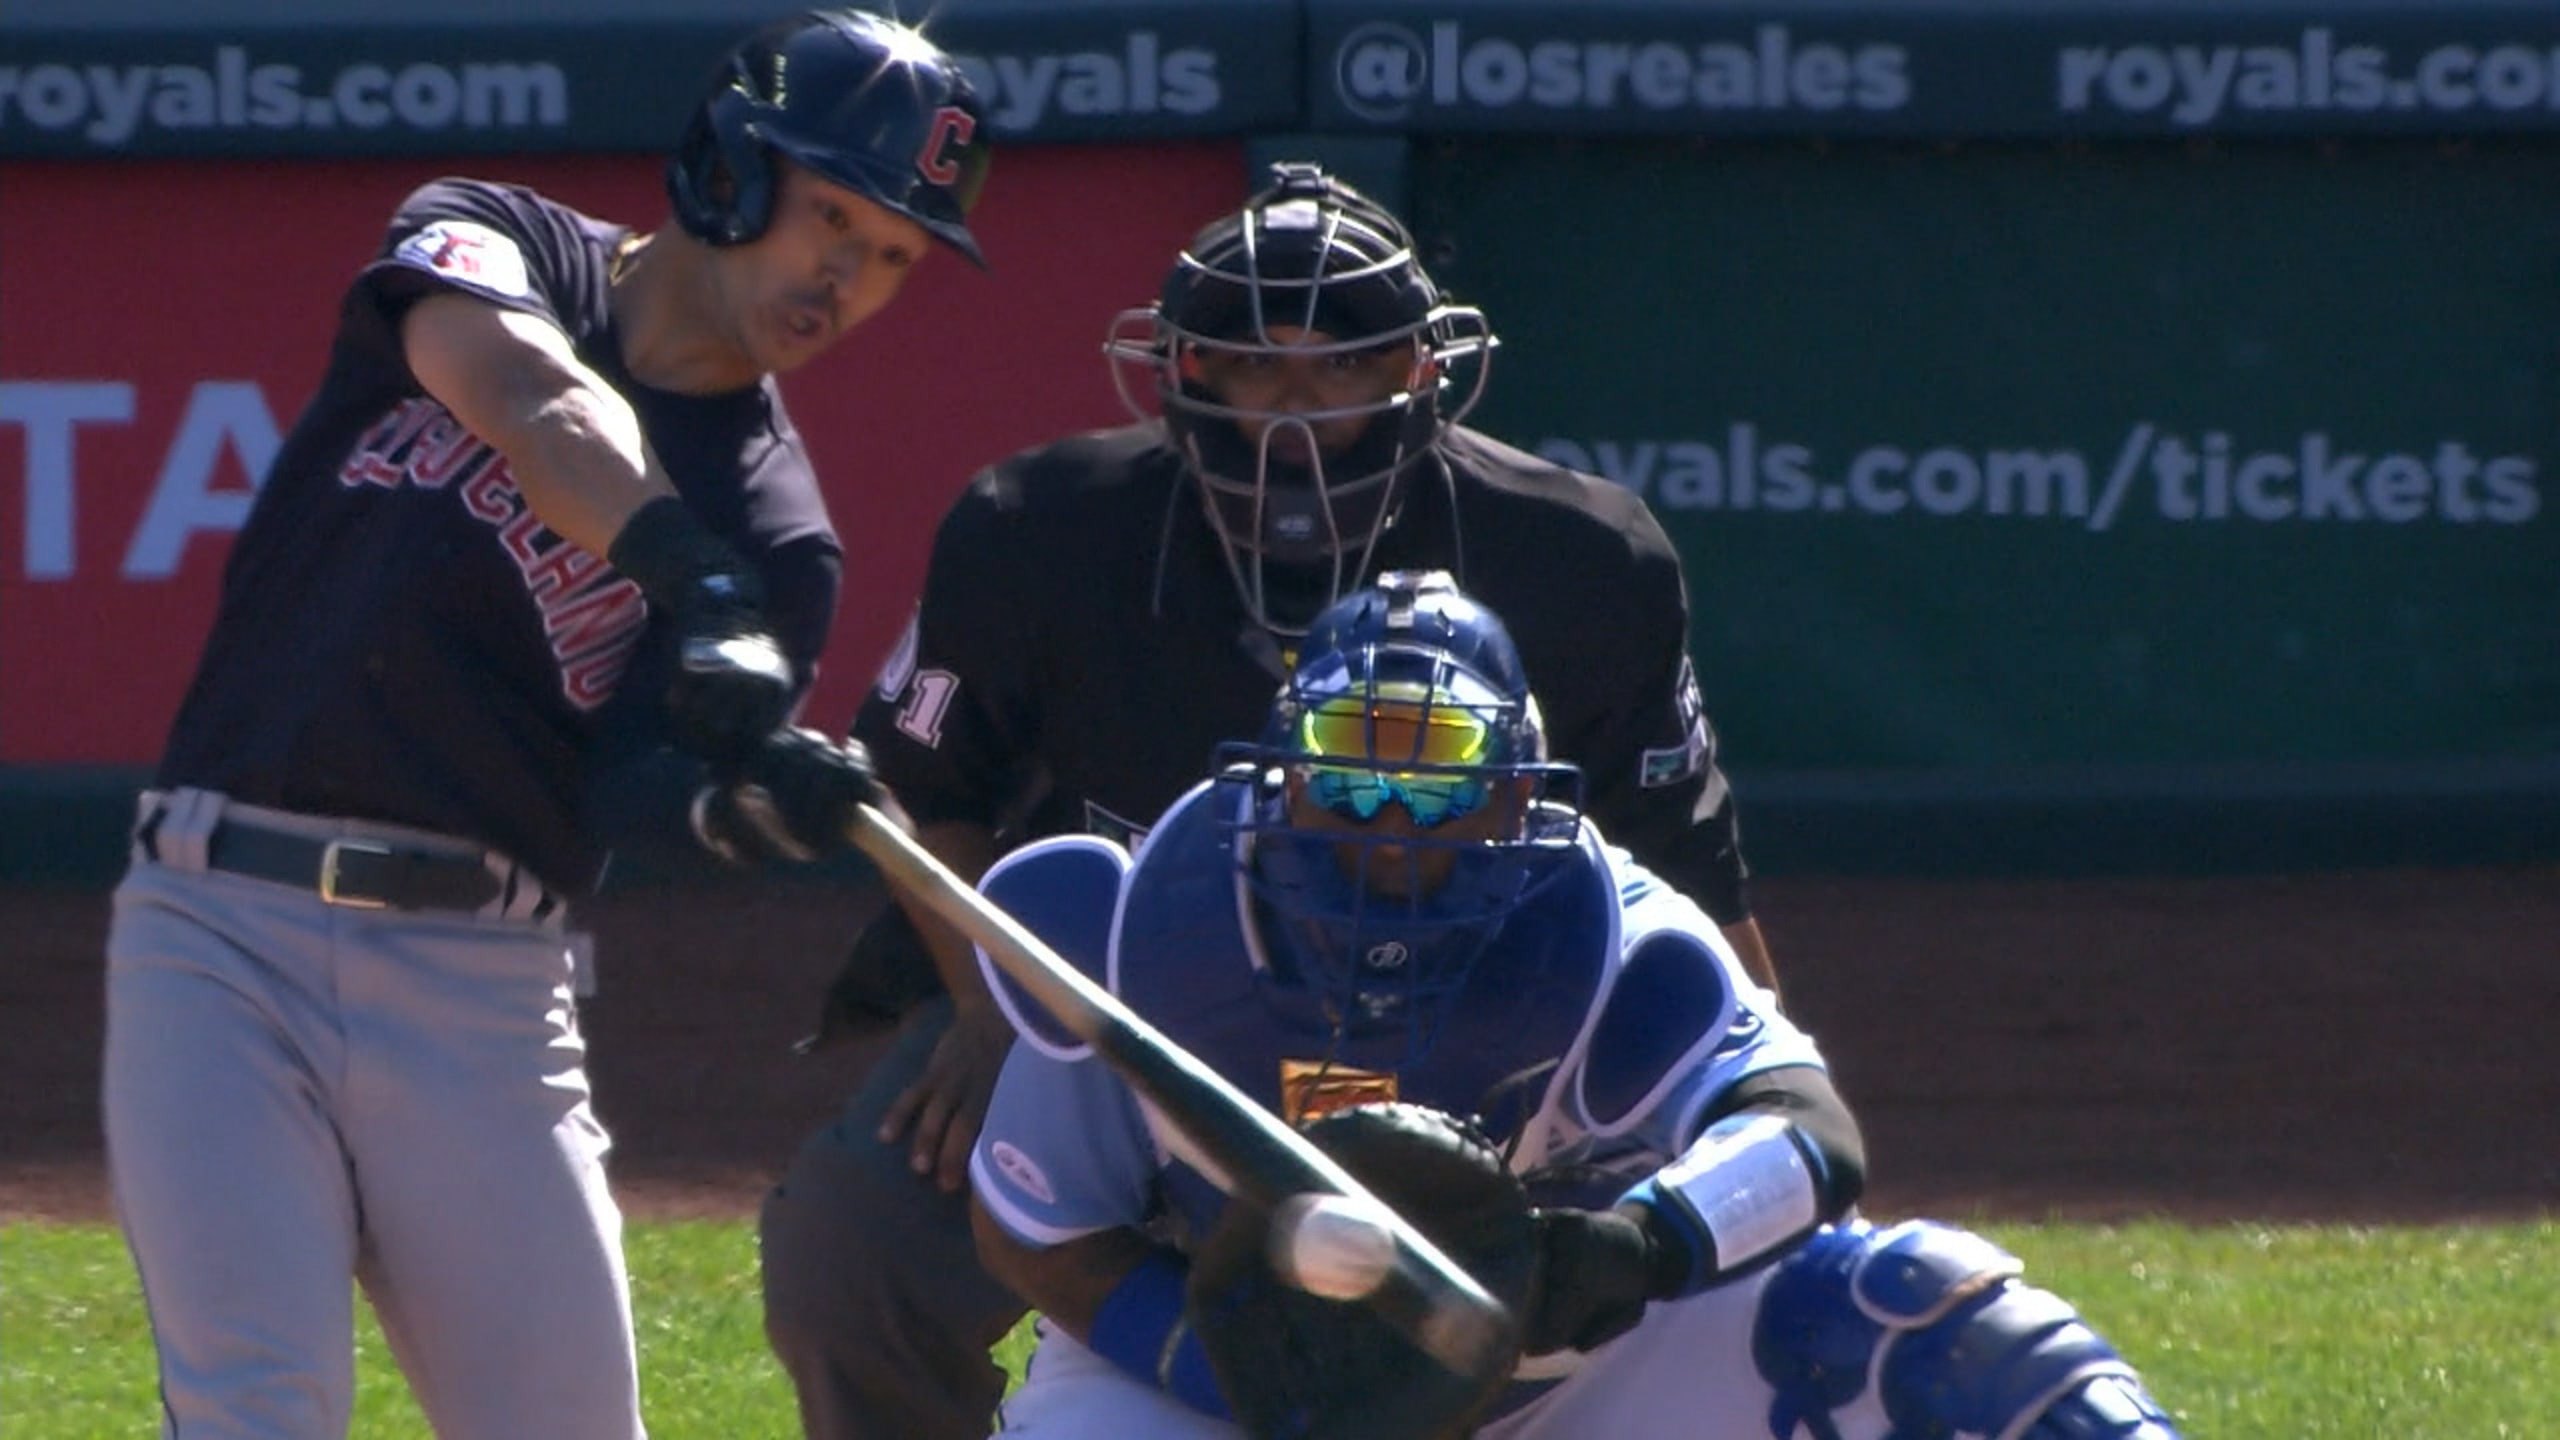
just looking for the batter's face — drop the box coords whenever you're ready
[1182,327,1427,467]
[719,162,931,374]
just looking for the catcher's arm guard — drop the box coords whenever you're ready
[1618,1065,1866,1298]
[1186,1103,1540,1440]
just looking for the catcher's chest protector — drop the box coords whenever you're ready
[1113,791,1617,1139]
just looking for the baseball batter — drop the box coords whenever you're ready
[99,12,985,1438]
[966,572,2185,1439]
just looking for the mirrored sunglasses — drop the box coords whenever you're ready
[1303,766,1489,829]
[1297,693,1494,829]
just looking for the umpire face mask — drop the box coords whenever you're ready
[1192,325,1427,535]
[1126,322,1479,638]
[1103,194,1494,636]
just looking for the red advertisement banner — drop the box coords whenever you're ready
[0,144,1241,762]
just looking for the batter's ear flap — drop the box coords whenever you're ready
[711,102,778,244]
[700,149,741,213]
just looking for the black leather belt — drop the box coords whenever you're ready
[139,807,507,913]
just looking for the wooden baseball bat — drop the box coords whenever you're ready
[844,803,1519,1379]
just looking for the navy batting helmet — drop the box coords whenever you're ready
[668,9,990,264]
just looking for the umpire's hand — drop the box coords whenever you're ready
[689,728,900,866]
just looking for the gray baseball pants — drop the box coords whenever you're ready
[102,789,640,1439]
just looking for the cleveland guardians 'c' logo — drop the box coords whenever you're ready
[916,105,976,184]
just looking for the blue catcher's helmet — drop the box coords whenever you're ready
[1229,570,1583,1059]
[668,9,990,264]
[1105,163,1496,634]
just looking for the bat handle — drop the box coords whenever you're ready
[844,803,963,921]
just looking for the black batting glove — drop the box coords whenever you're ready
[690,728,885,866]
[608,495,794,765]
[1524,1206,1673,1355]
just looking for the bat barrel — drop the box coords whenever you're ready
[1382,1248,1520,1379]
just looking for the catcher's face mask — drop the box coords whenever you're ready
[1225,571,1582,1057]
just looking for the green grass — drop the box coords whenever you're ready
[1995,1219,2560,1439]
[6,1219,2554,1437]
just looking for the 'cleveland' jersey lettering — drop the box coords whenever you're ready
[154,177,839,893]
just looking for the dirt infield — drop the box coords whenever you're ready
[7,866,2555,1225]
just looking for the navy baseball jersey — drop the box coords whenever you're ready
[154,178,841,893]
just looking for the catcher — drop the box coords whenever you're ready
[965,570,2183,1439]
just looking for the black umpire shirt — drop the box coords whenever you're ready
[853,419,1750,924]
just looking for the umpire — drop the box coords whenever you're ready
[757,162,1782,1439]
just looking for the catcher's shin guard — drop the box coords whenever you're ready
[1752,1219,2183,1439]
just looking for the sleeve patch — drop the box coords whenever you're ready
[874,610,920,701]
[392,219,531,299]
[872,613,958,748]
[1641,743,1701,788]
[1640,655,1712,788]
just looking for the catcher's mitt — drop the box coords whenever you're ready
[1186,1102,1540,1440]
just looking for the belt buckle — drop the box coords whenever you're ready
[319,839,394,909]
